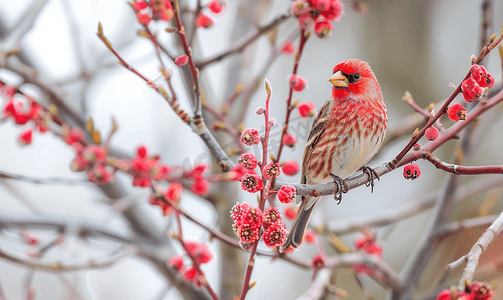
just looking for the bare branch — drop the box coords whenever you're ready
[423,151,503,175]
[455,210,503,288]
[195,11,291,69]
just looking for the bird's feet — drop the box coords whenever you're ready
[359,166,379,193]
[329,173,348,205]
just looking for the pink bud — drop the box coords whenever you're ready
[175,55,189,66]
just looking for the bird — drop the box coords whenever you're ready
[280,59,388,252]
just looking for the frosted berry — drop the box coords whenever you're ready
[277,185,296,203]
[262,162,281,180]
[239,153,258,170]
[240,173,264,193]
[240,128,260,146]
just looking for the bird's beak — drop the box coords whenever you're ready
[329,71,349,88]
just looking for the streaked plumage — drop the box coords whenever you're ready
[280,59,387,252]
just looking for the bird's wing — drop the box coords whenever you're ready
[301,99,332,209]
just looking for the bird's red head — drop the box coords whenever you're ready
[330,59,380,101]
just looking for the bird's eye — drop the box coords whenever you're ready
[347,73,361,83]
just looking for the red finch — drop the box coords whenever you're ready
[280,59,387,251]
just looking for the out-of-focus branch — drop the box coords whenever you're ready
[437,215,498,240]
[0,171,88,185]
[0,0,49,51]
[2,60,86,129]
[0,247,125,272]
[324,253,404,292]
[195,11,291,69]
[0,213,147,245]
[327,176,503,236]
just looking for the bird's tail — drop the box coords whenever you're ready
[280,196,318,252]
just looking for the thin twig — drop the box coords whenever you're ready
[0,171,88,185]
[239,80,273,300]
[389,30,503,169]
[195,11,291,69]
[422,151,503,175]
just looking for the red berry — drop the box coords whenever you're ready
[240,128,260,146]
[262,207,282,229]
[137,13,151,26]
[134,1,148,10]
[18,128,33,145]
[262,162,281,180]
[291,0,310,16]
[320,0,344,22]
[196,13,214,28]
[297,13,315,30]
[236,223,260,243]
[312,253,326,268]
[262,222,288,247]
[298,101,316,118]
[168,255,184,270]
[284,205,298,220]
[281,41,295,55]
[166,182,183,201]
[239,153,258,170]
[461,76,484,102]
[136,144,148,158]
[282,132,297,147]
[314,20,333,38]
[183,267,197,281]
[191,178,209,196]
[425,127,439,141]
[447,103,467,122]
[470,64,494,88]
[304,230,317,244]
[403,164,421,180]
[277,185,296,204]
[288,74,308,92]
[65,128,84,145]
[207,0,225,14]
[240,173,264,193]
[282,160,300,176]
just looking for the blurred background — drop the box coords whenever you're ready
[1,0,503,299]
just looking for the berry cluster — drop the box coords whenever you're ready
[149,182,183,216]
[298,101,316,118]
[133,0,174,26]
[461,64,495,102]
[437,282,493,300]
[196,0,226,28]
[353,235,383,275]
[230,202,288,248]
[291,0,344,38]
[168,239,214,287]
[1,85,49,145]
